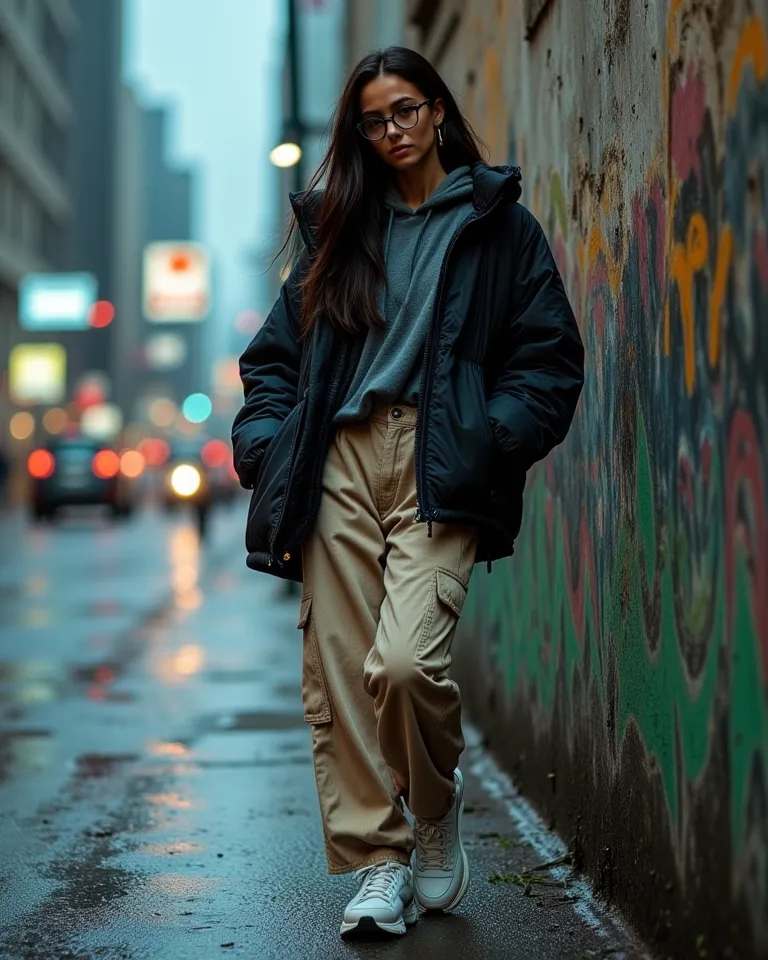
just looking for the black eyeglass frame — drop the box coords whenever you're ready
[356,99,433,141]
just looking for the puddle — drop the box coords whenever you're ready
[201,711,306,732]
[0,729,54,782]
[73,753,140,779]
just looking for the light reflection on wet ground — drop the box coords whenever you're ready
[0,503,648,959]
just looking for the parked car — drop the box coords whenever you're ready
[28,435,137,521]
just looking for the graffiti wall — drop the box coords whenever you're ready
[439,0,768,955]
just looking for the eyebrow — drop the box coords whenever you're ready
[361,96,418,118]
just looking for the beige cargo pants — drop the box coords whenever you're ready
[299,403,478,874]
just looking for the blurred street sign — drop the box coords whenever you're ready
[143,243,210,323]
[18,273,97,331]
[146,332,187,370]
[9,344,66,404]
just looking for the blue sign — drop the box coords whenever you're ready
[18,272,98,331]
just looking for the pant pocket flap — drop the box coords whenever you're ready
[297,595,312,629]
[435,568,467,618]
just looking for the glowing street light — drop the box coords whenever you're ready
[269,141,302,168]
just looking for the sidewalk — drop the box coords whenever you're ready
[0,506,651,959]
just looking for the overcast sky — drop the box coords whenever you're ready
[123,0,284,356]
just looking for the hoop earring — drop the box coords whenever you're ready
[437,126,444,147]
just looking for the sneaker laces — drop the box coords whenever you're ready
[415,815,452,871]
[354,862,406,905]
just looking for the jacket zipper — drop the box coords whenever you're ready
[414,185,509,534]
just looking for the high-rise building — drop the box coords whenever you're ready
[0,0,77,432]
[65,0,122,379]
[139,105,202,409]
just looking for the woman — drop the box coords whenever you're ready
[233,47,583,938]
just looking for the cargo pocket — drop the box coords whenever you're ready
[435,568,468,619]
[417,568,469,656]
[297,595,331,725]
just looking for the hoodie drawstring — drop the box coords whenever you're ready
[383,207,395,266]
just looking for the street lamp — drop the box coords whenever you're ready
[269,140,302,169]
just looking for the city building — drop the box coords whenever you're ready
[0,0,77,433]
[65,0,122,381]
[138,105,202,412]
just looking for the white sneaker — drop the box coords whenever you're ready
[340,861,419,938]
[413,769,470,913]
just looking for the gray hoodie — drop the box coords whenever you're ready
[334,165,474,424]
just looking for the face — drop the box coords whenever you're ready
[358,73,444,171]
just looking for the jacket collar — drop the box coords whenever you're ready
[289,163,522,253]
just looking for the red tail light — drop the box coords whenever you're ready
[28,449,55,479]
[202,438,230,469]
[92,449,120,479]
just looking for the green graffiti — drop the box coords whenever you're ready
[462,410,768,852]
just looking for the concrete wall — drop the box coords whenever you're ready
[412,0,768,956]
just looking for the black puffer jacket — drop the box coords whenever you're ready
[232,163,584,582]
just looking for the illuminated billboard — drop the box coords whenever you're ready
[143,243,210,323]
[18,273,97,331]
[9,344,66,405]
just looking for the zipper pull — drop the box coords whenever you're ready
[427,519,433,538]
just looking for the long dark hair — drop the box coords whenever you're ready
[293,46,486,338]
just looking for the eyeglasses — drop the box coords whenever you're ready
[357,99,432,141]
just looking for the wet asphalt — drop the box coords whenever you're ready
[0,499,651,960]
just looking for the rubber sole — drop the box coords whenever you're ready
[340,901,419,938]
[414,769,471,914]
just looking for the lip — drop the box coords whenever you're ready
[389,144,412,157]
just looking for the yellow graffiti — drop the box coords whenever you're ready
[667,0,688,54]
[708,226,733,369]
[728,16,768,112]
[670,213,709,396]
[587,225,621,293]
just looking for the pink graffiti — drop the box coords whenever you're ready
[754,229,768,290]
[725,409,768,686]
[671,64,707,182]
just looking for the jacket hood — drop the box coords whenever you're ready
[289,162,522,252]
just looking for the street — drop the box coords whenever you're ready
[0,502,647,960]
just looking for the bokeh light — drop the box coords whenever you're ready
[138,437,170,467]
[269,142,302,168]
[181,393,212,424]
[201,438,230,469]
[92,449,120,479]
[120,449,146,478]
[88,300,115,328]
[170,463,202,497]
[42,407,67,434]
[27,449,55,479]
[81,403,123,439]
[147,397,177,428]
[10,411,35,440]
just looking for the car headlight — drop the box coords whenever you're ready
[170,464,202,497]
